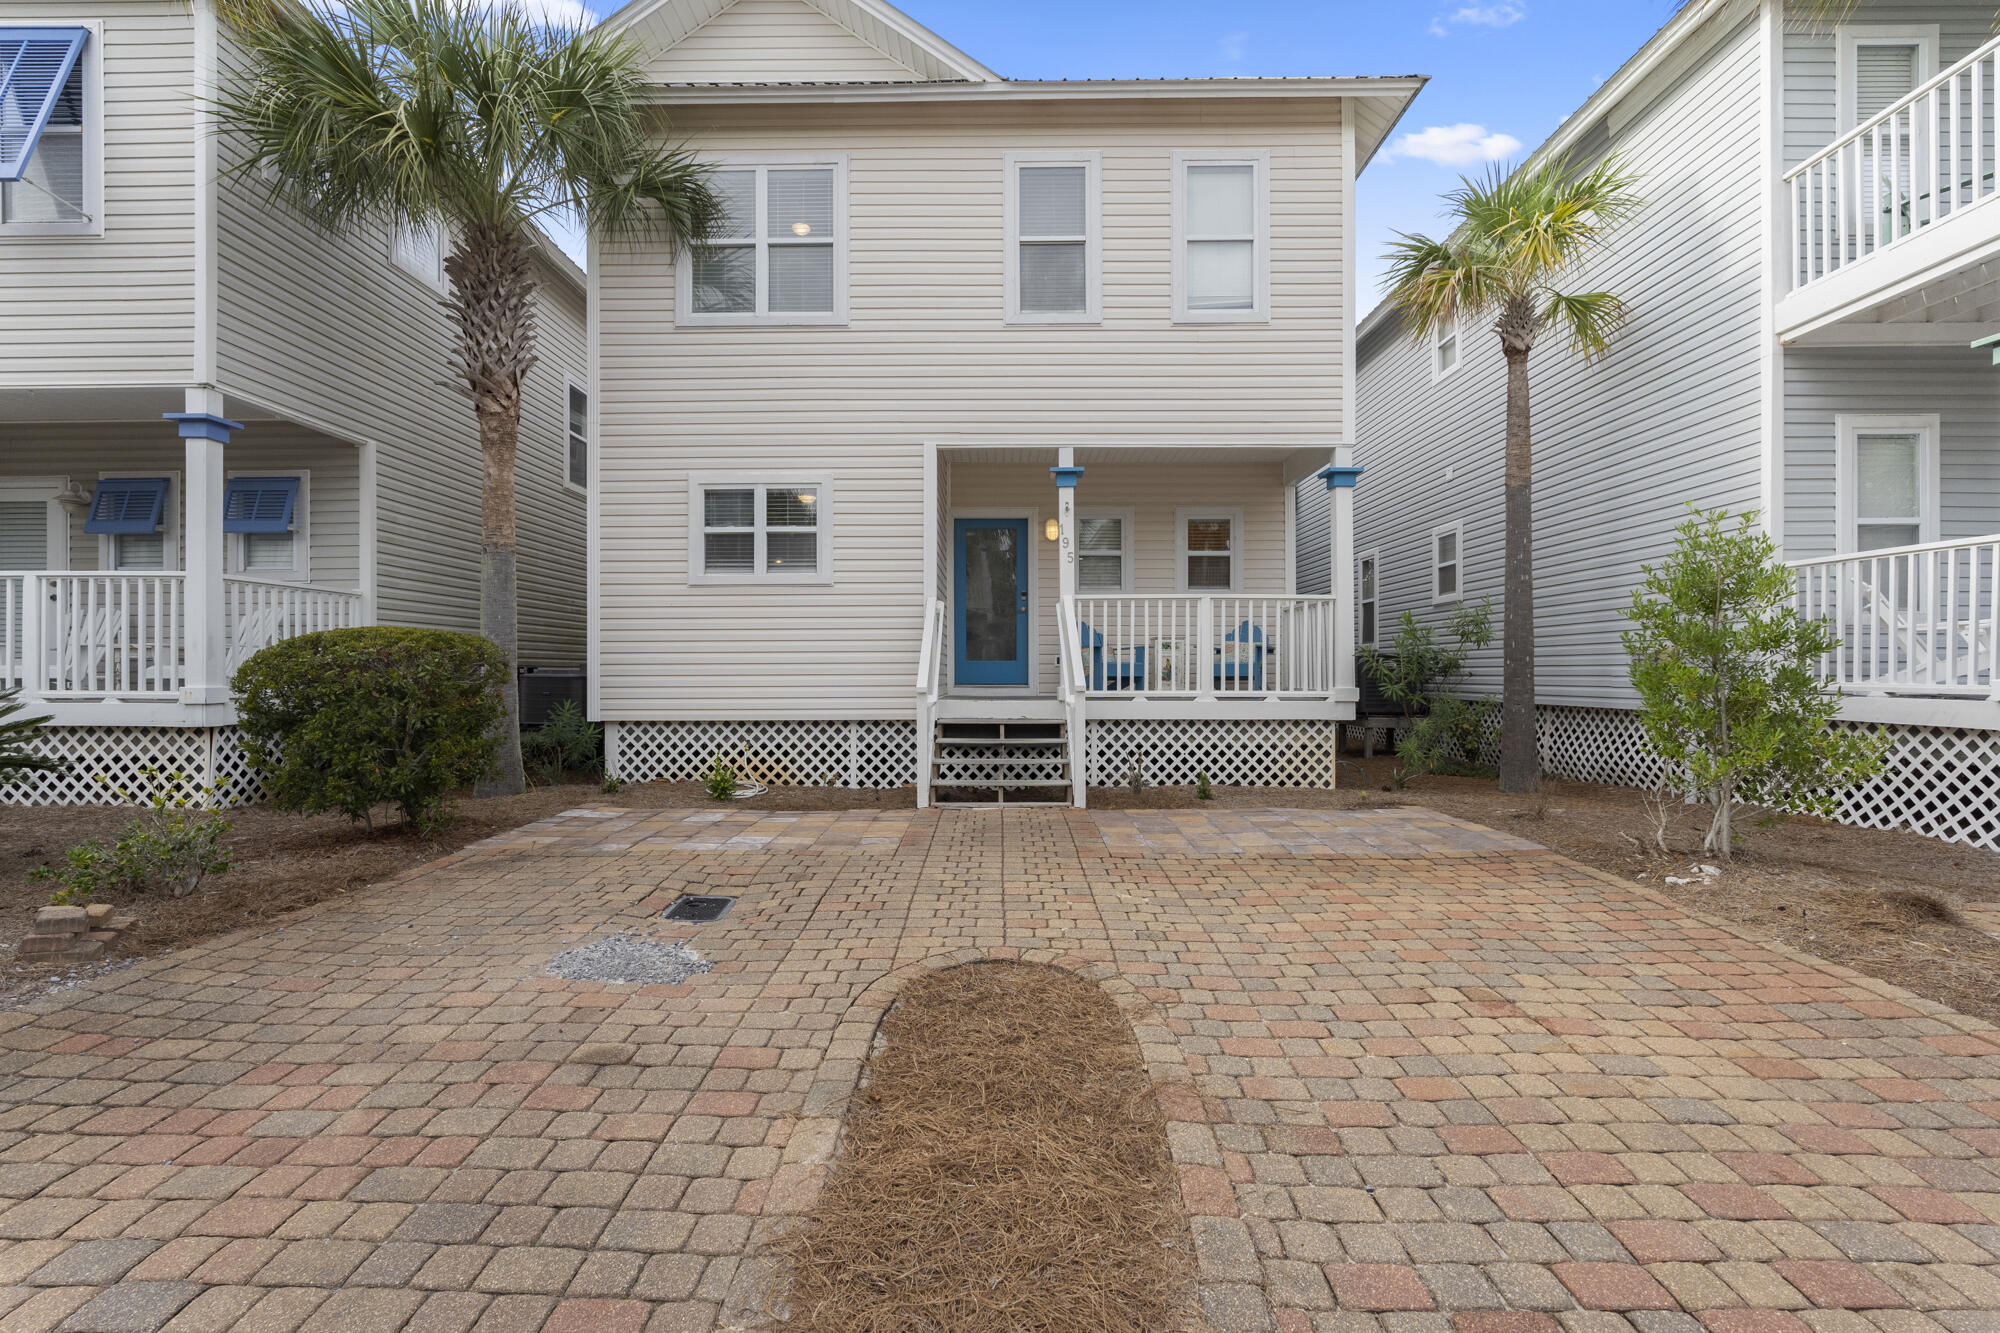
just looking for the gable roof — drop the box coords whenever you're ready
[601,0,998,84]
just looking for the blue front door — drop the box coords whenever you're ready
[954,518,1030,687]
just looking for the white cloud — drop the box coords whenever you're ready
[497,0,599,27]
[1429,4,1525,36]
[1384,122,1523,168]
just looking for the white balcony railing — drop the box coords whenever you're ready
[2,571,363,701]
[1788,33,2000,292]
[1070,594,1341,698]
[1793,537,2000,698]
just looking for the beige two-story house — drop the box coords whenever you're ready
[591,0,1421,805]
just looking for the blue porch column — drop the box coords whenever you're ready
[165,392,243,706]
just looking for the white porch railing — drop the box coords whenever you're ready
[913,597,945,807]
[1,572,363,702]
[1787,33,2000,291]
[1071,595,1341,698]
[1793,537,2000,698]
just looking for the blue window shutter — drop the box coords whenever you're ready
[0,28,88,184]
[83,478,168,535]
[222,476,299,534]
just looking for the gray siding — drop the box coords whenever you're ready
[1351,14,1766,708]
[1784,346,2000,555]
[1294,480,1330,596]
[0,0,197,386]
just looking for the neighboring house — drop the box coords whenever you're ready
[588,0,1421,805]
[1,0,589,804]
[1306,0,2000,849]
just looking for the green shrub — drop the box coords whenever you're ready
[33,768,234,902]
[1195,771,1214,800]
[232,626,509,834]
[523,699,603,786]
[704,755,739,801]
[1362,603,1496,786]
[0,686,66,787]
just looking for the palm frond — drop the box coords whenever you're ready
[1540,289,1628,360]
[1381,232,1509,339]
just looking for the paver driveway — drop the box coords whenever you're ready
[3,806,1999,1333]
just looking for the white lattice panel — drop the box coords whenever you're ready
[1086,718,1339,788]
[1,725,263,808]
[611,720,918,789]
[1536,706,1668,790]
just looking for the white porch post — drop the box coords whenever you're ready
[1321,452,1363,701]
[166,389,242,706]
[1051,453,1085,807]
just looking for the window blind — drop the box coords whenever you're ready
[1855,43,1919,121]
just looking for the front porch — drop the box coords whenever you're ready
[913,444,1357,806]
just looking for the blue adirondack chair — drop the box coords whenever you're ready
[1078,621,1147,691]
[1214,620,1266,692]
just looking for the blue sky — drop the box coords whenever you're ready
[557,2,1684,309]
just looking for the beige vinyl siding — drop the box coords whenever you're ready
[645,0,920,83]
[947,459,1288,693]
[0,0,196,385]
[597,97,1347,719]
[0,421,360,586]
[1351,14,1764,709]
[212,118,587,663]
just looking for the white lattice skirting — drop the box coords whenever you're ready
[1530,705,2000,852]
[2,726,267,808]
[610,720,920,788]
[1086,718,1340,788]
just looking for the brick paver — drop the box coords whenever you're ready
[2,806,1998,1333]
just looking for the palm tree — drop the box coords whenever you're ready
[210,0,718,795]
[1383,157,1642,794]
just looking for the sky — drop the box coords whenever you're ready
[555,0,1687,311]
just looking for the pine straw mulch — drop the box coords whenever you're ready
[769,961,1198,1333]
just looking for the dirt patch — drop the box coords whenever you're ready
[770,961,1193,1333]
[0,779,913,1005]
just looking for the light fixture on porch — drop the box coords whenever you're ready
[1044,518,1059,541]
[53,481,93,517]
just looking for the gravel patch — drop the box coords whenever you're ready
[546,934,713,985]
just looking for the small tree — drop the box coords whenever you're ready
[1359,604,1496,784]
[0,686,66,787]
[1622,507,1887,858]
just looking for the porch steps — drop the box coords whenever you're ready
[930,720,1073,808]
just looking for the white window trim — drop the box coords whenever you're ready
[1834,412,1941,555]
[1836,24,1940,131]
[96,471,180,572]
[1,20,104,238]
[1002,149,1101,326]
[675,154,850,328]
[1075,506,1134,594]
[1432,313,1463,383]
[1175,507,1244,593]
[0,476,70,567]
[1170,149,1270,325]
[563,380,589,497]
[225,469,309,583]
[1430,520,1464,604]
[391,214,448,293]
[1357,547,1381,646]
[686,474,835,586]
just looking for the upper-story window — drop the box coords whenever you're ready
[1005,152,1100,324]
[393,215,447,290]
[1837,25,1938,130]
[1837,413,1938,553]
[1,26,99,234]
[1433,314,1461,382]
[1357,549,1380,646]
[1172,150,1268,323]
[1431,521,1463,602]
[566,386,588,492]
[681,159,848,326]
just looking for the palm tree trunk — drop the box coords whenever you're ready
[444,221,539,799]
[1499,337,1541,794]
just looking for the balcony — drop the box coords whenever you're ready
[1793,536,2000,703]
[1781,32,2000,340]
[3,572,363,706]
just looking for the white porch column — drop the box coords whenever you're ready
[1050,452,1086,807]
[166,389,242,706]
[1321,452,1363,699]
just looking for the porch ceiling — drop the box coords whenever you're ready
[0,387,297,426]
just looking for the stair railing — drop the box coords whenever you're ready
[914,597,945,807]
[1058,594,1087,807]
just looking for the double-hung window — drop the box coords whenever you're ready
[1178,510,1240,592]
[691,479,831,583]
[1,25,99,233]
[87,475,175,571]
[682,159,847,324]
[1005,152,1099,323]
[1076,510,1131,592]
[565,386,588,492]
[1172,151,1268,323]
[224,474,307,580]
[1358,550,1380,646]
[1431,522,1463,602]
[393,215,446,290]
[1837,414,1938,553]
[1433,315,1461,381]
